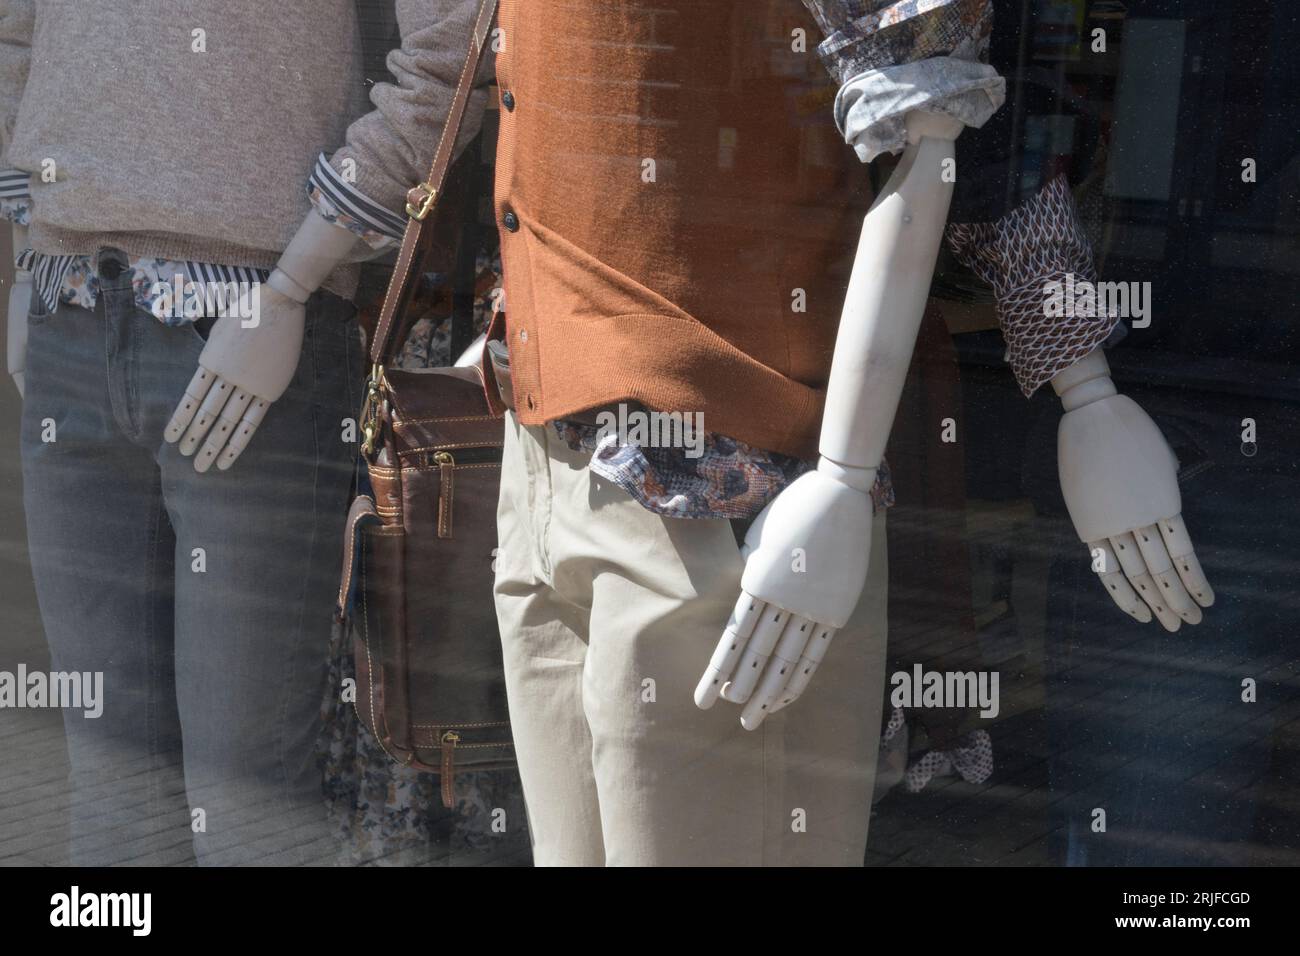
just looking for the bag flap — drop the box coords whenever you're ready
[386,365,503,454]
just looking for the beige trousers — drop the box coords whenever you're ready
[493,413,888,866]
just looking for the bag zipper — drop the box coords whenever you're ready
[421,446,501,465]
[429,447,502,539]
[434,451,455,538]
[440,730,460,809]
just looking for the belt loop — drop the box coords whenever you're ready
[94,247,130,282]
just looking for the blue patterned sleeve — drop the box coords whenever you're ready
[802,0,1005,163]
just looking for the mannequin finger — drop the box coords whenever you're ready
[739,614,817,730]
[1132,523,1201,624]
[1158,514,1215,608]
[1087,540,1151,624]
[193,388,254,474]
[164,367,217,443]
[1107,530,1147,579]
[695,592,766,709]
[1110,532,1180,632]
[768,693,796,715]
[1138,575,1182,632]
[720,602,791,704]
[178,377,239,456]
[215,398,271,471]
[769,623,837,714]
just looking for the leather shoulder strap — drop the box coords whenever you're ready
[369,0,499,365]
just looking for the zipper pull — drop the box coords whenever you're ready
[434,450,455,538]
[440,730,460,809]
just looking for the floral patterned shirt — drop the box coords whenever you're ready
[554,420,896,520]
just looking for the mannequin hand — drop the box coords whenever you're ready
[1056,353,1214,632]
[695,462,875,730]
[164,284,304,472]
[161,210,360,472]
[6,272,31,398]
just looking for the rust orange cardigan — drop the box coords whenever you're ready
[484,0,872,460]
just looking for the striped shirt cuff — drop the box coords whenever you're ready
[0,168,29,200]
[308,153,406,251]
[15,249,77,313]
[1,169,31,225]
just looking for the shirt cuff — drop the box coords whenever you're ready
[1,169,31,225]
[946,174,1117,397]
[809,0,995,84]
[809,0,1004,163]
[834,57,1005,163]
[307,153,405,251]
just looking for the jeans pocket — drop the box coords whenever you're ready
[1154,412,1217,489]
[186,315,217,348]
[310,316,363,391]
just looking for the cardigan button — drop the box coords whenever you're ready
[502,90,515,111]
[503,210,519,232]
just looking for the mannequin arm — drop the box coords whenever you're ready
[162,0,495,473]
[818,111,962,477]
[164,211,361,472]
[696,111,963,729]
[943,167,1205,627]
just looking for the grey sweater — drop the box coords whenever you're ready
[0,0,489,295]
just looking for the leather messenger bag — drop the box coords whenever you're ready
[335,0,510,810]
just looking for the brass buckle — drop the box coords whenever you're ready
[359,362,386,457]
[405,181,439,221]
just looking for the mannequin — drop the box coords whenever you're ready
[2,0,491,867]
[461,0,1225,866]
[695,115,1214,730]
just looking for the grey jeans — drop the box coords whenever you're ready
[19,249,360,865]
